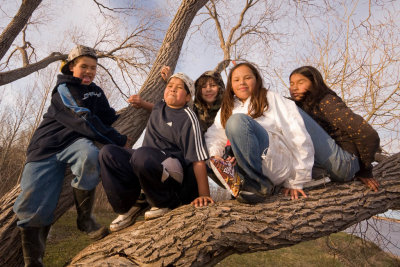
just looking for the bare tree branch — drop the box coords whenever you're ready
[0,0,42,61]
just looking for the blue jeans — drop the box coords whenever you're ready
[225,114,273,195]
[225,112,360,196]
[14,138,100,227]
[297,108,360,182]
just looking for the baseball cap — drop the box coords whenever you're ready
[60,45,98,75]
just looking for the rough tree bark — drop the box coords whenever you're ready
[69,153,400,267]
[0,1,208,266]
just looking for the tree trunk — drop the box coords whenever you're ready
[112,0,209,141]
[0,0,42,61]
[0,1,208,266]
[68,153,400,267]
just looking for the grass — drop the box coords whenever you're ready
[45,210,400,267]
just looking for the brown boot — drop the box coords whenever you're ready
[20,225,50,267]
[73,188,108,240]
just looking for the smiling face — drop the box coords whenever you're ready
[201,78,219,105]
[69,56,97,85]
[231,65,256,103]
[164,77,191,109]
[289,73,312,102]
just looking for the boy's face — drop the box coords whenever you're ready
[164,77,191,109]
[69,56,97,85]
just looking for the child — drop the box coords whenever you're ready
[13,45,129,266]
[193,70,225,133]
[205,62,315,203]
[288,65,380,192]
[158,66,225,134]
[99,72,214,232]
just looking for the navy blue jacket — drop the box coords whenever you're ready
[26,74,126,163]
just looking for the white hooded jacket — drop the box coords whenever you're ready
[205,91,314,189]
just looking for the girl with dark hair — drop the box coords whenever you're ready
[205,62,315,201]
[193,70,225,133]
[289,66,380,191]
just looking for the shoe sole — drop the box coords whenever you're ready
[110,205,149,232]
[88,226,109,240]
[236,191,265,204]
[144,209,171,221]
[303,177,331,189]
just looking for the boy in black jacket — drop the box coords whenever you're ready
[13,45,129,266]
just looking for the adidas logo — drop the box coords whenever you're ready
[166,122,172,127]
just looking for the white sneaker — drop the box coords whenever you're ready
[303,177,331,189]
[144,207,171,221]
[110,205,143,232]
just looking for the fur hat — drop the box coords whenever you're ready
[194,70,225,92]
[168,72,195,96]
[60,45,97,75]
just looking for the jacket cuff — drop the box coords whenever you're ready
[116,135,127,147]
[355,167,373,178]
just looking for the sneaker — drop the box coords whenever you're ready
[236,191,266,204]
[110,204,148,232]
[210,157,241,197]
[144,207,171,221]
[303,177,331,189]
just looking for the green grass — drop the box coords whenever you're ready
[44,209,116,266]
[45,210,400,267]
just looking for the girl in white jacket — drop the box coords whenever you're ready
[205,62,315,201]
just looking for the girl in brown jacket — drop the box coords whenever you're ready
[289,66,380,192]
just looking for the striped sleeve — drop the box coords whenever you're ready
[184,107,208,161]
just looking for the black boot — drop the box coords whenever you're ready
[20,226,50,267]
[73,188,108,240]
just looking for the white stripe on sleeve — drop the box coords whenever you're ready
[184,107,208,160]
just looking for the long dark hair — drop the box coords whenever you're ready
[289,66,336,113]
[221,62,268,128]
[194,72,224,110]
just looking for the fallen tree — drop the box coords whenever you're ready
[69,152,400,266]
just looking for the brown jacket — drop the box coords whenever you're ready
[298,93,379,177]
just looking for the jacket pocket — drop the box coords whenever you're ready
[261,131,295,185]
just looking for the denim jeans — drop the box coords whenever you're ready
[297,108,360,182]
[14,138,100,227]
[225,111,360,196]
[225,114,273,195]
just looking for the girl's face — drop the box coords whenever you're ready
[164,77,190,109]
[289,73,312,102]
[69,56,97,85]
[231,65,256,103]
[201,78,219,105]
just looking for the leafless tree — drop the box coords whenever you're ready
[0,0,399,266]
[0,0,160,89]
[288,0,400,152]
